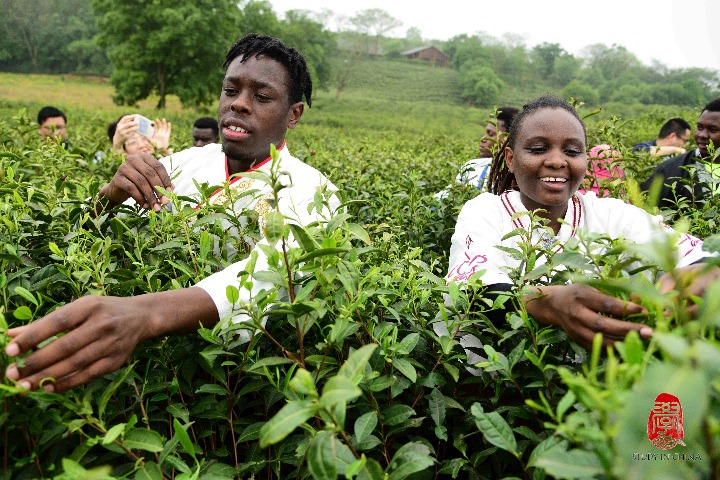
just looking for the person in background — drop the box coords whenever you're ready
[632,117,691,157]
[435,107,518,200]
[107,114,173,157]
[577,144,623,197]
[461,107,519,191]
[442,95,718,353]
[641,99,720,210]
[192,116,220,147]
[37,106,68,148]
[4,33,339,394]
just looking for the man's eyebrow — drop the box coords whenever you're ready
[223,76,276,90]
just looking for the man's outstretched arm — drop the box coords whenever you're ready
[4,287,218,393]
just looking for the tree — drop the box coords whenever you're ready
[531,42,566,78]
[278,10,336,91]
[0,0,51,71]
[444,35,493,70]
[459,64,504,107]
[494,43,530,86]
[349,8,402,55]
[93,0,241,109]
[405,27,423,45]
[549,54,582,88]
[579,43,642,82]
[560,80,600,106]
[0,0,105,74]
[236,0,281,37]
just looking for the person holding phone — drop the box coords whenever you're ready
[108,114,173,157]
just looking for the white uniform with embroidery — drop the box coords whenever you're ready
[441,190,710,374]
[128,143,339,339]
[435,157,492,200]
[447,190,709,286]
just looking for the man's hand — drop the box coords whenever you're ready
[4,296,155,393]
[651,145,686,157]
[4,289,219,393]
[97,153,174,211]
[523,284,651,349]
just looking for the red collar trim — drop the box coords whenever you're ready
[197,141,286,210]
[224,140,286,182]
[500,191,583,251]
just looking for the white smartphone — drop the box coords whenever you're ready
[136,115,155,138]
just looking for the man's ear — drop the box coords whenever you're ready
[287,102,304,129]
[505,146,515,173]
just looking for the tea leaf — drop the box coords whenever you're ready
[259,400,317,448]
[122,429,164,453]
[392,358,417,383]
[534,447,603,478]
[383,405,415,426]
[338,344,377,382]
[354,411,378,443]
[388,442,434,479]
[173,418,196,459]
[307,431,338,479]
[471,404,518,457]
[319,376,362,409]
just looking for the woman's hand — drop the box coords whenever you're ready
[523,284,651,349]
[152,118,172,155]
[112,115,138,152]
[657,263,720,317]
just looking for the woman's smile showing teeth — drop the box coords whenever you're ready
[504,107,588,227]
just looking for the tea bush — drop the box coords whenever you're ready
[1,100,718,480]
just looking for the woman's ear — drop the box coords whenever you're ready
[505,146,515,173]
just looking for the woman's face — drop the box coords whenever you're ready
[505,107,587,221]
[123,133,155,155]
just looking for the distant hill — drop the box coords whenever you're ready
[332,56,563,108]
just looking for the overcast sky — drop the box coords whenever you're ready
[268,0,720,71]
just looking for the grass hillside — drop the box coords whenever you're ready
[338,58,463,104]
[0,59,699,152]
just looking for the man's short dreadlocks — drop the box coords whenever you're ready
[223,34,313,107]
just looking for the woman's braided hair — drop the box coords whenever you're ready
[488,95,587,194]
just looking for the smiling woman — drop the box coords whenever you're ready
[443,95,720,350]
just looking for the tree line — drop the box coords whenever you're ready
[1,0,718,109]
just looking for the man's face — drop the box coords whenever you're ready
[695,110,720,160]
[38,116,67,141]
[217,54,304,165]
[478,120,508,158]
[668,128,691,148]
[193,127,219,147]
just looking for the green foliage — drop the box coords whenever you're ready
[1,87,720,480]
[93,0,241,109]
[459,65,505,107]
[276,9,337,92]
[441,33,719,108]
[0,0,108,75]
[561,80,601,107]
